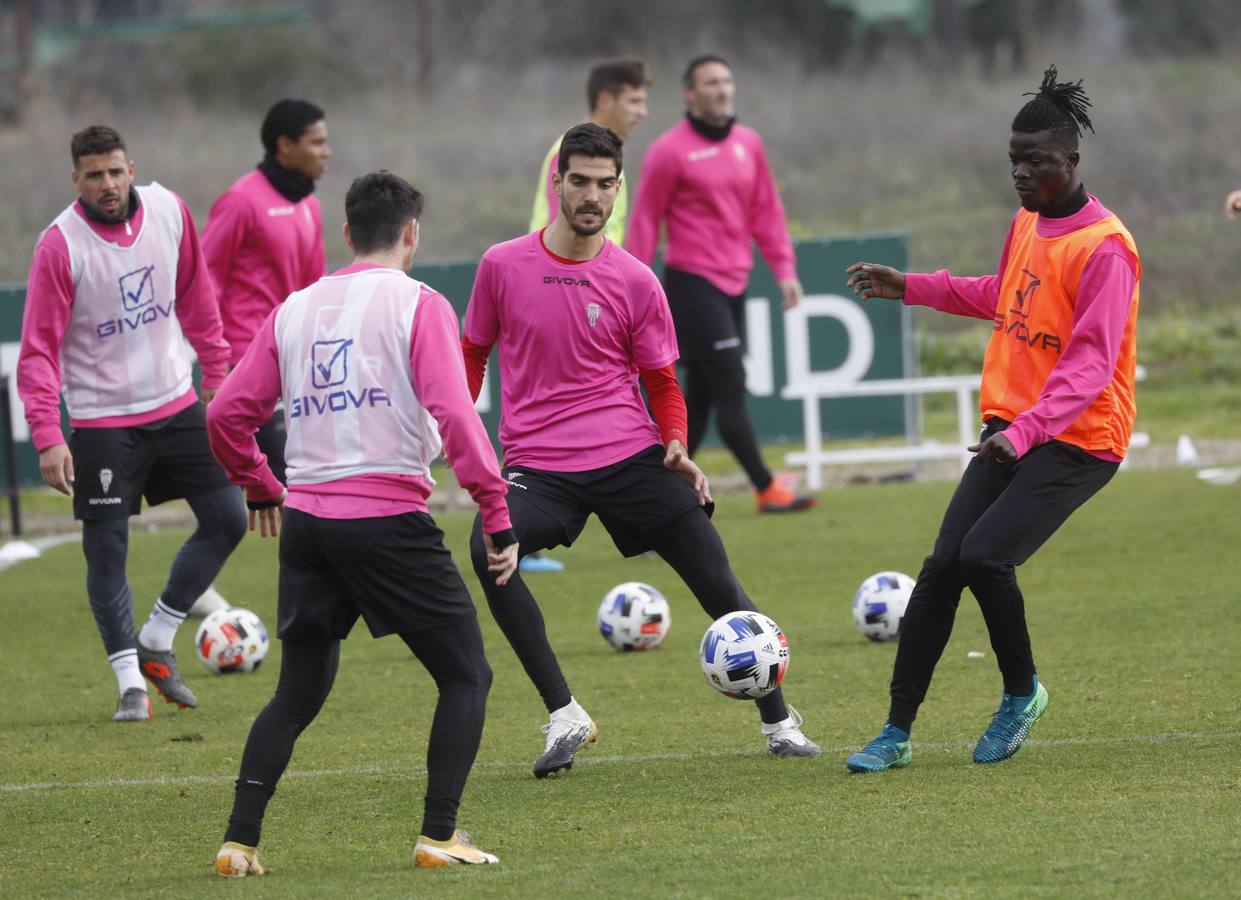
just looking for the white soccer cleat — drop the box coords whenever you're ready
[187,585,230,619]
[414,830,499,867]
[215,842,266,877]
[533,701,597,778]
[762,705,822,758]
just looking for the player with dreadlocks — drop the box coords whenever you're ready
[842,66,1141,772]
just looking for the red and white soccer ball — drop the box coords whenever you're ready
[699,612,789,699]
[194,607,270,674]
[597,582,671,652]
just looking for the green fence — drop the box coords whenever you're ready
[1,234,909,486]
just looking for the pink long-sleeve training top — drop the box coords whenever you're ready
[904,194,1139,461]
[18,189,230,451]
[207,263,511,532]
[625,118,797,296]
[201,170,326,366]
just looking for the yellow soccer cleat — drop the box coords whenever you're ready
[414,830,500,867]
[215,841,267,877]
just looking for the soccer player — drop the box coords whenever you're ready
[626,54,814,514]
[463,124,821,779]
[193,100,330,618]
[523,58,649,575]
[843,67,1140,772]
[528,56,649,244]
[207,171,516,874]
[202,99,329,487]
[16,126,245,722]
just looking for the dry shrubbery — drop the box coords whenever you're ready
[4,19,1241,319]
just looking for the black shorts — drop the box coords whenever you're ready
[70,401,233,521]
[504,445,713,557]
[664,267,747,363]
[278,508,476,640]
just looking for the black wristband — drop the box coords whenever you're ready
[246,498,281,511]
[488,528,518,551]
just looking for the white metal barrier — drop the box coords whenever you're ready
[782,375,982,490]
[783,365,1150,488]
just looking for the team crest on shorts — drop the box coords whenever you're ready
[99,468,113,493]
[586,302,601,328]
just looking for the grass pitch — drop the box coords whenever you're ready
[1,468,1237,898]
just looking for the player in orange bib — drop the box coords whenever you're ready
[843,67,1140,771]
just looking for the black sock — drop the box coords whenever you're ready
[420,821,455,842]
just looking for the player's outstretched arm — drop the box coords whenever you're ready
[845,262,906,301]
[410,289,513,546]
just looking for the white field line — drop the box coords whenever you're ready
[0,531,81,573]
[2,729,1238,795]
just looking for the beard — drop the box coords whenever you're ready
[561,200,608,236]
[83,192,127,224]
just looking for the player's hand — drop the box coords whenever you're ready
[968,432,1017,463]
[38,443,74,496]
[248,491,287,538]
[200,387,218,405]
[845,262,906,301]
[664,439,712,505]
[1225,189,1241,221]
[778,278,804,310]
[483,532,519,586]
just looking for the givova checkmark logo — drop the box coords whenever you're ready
[118,266,156,311]
[311,338,353,389]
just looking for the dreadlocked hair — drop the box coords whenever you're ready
[1011,65,1094,150]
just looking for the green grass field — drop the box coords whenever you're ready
[1,469,1238,898]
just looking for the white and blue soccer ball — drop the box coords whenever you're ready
[852,571,916,642]
[194,607,270,674]
[597,582,671,652]
[699,612,789,699]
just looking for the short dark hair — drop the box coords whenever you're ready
[556,123,623,177]
[1011,65,1095,151]
[682,53,730,89]
[70,125,126,167]
[344,171,425,255]
[260,99,325,158]
[586,57,649,111]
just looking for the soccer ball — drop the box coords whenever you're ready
[699,612,789,699]
[852,571,916,642]
[597,582,670,651]
[194,607,270,674]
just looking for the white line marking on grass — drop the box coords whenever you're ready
[0,532,81,573]
[2,730,1237,795]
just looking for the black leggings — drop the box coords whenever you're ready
[470,505,790,725]
[224,616,492,846]
[82,484,245,656]
[664,267,772,492]
[683,353,772,492]
[888,427,1118,732]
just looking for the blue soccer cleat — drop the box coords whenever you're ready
[846,723,912,773]
[519,553,565,573]
[973,677,1049,764]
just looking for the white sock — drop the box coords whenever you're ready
[551,697,589,722]
[109,649,145,695]
[138,598,186,652]
[761,716,794,736]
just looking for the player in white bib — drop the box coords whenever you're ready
[17,126,245,722]
[207,171,516,873]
